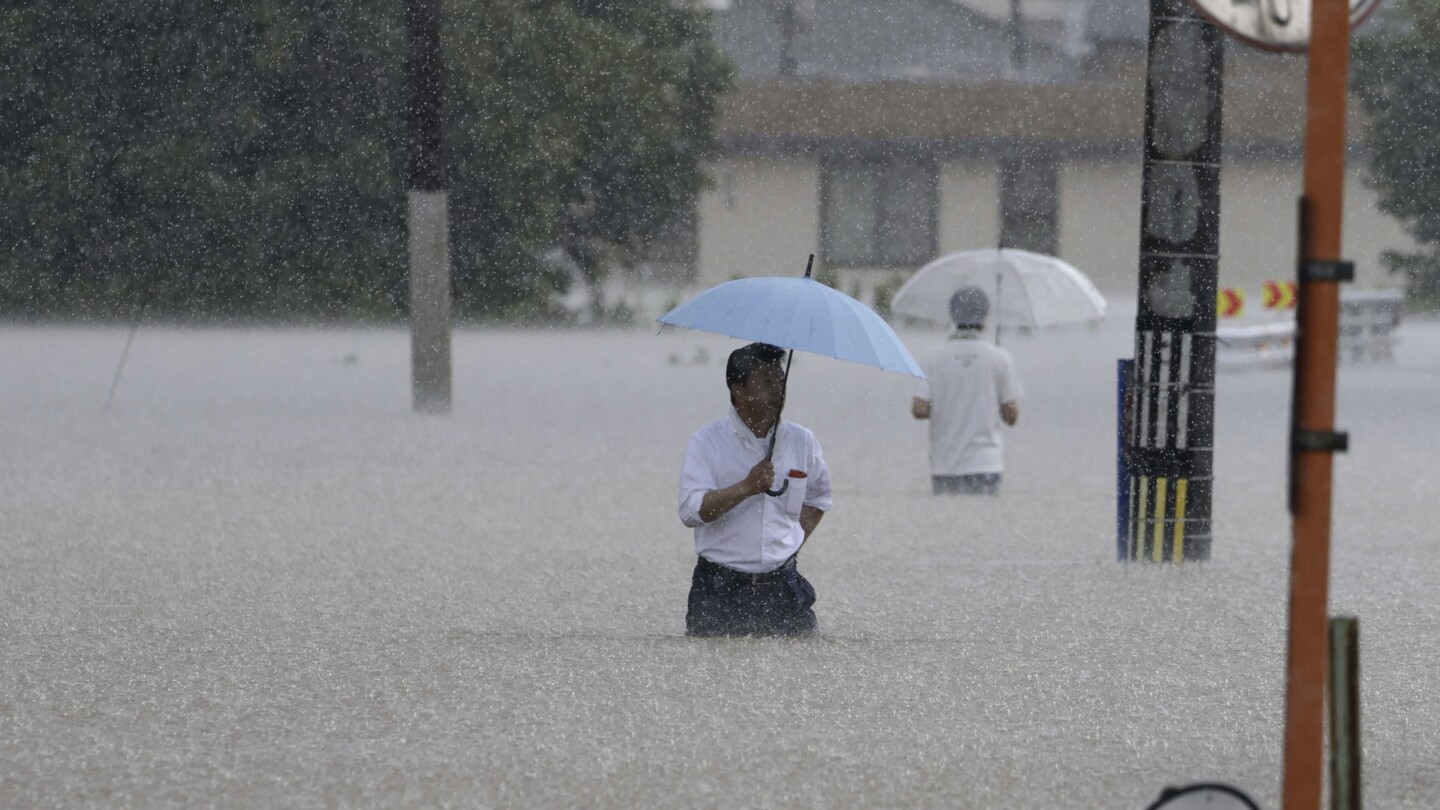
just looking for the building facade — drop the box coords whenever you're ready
[644,0,1413,312]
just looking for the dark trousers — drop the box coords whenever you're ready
[932,473,1002,495]
[686,555,817,637]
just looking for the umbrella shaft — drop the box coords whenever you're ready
[766,349,796,461]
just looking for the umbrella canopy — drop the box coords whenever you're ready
[659,276,924,378]
[890,248,1107,329]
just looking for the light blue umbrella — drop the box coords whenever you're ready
[658,256,922,496]
[658,260,924,378]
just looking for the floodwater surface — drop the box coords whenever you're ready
[3,307,1437,807]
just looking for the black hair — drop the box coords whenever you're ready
[725,342,786,389]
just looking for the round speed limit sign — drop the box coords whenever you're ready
[1185,0,1383,52]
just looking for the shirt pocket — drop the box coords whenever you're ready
[780,469,808,518]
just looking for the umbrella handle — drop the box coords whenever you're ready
[765,479,790,498]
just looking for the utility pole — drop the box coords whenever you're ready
[777,0,799,77]
[1009,0,1027,72]
[1282,0,1353,802]
[405,0,452,413]
[1122,0,1224,562]
[1155,0,1377,799]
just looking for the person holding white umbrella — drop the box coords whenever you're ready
[911,287,1023,495]
[889,247,1108,344]
[895,246,1099,494]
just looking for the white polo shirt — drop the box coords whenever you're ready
[679,407,832,573]
[917,330,1023,476]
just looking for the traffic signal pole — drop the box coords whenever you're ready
[1123,0,1224,563]
[1281,0,1352,803]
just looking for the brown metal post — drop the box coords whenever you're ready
[1282,0,1351,804]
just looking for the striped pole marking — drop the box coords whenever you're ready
[1127,328,1211,562]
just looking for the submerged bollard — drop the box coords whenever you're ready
[1117,358,1134,561]
[1329,616,1362,810]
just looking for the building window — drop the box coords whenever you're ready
[822,158,937,267]
[999,155,1058,255]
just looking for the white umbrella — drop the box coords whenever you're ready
[890,248,1107,339]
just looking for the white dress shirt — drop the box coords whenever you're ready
[679,407,832,573]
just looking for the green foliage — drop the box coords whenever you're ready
[0,1,407,320]
[1353,0,1440,308]
[447,0,732,316]
[0,0,731,320]
[606,299,635,324]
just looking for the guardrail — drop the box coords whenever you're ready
[1216,288,1404,370]
[1216,321,1297,369]
[1339,289,1404,362]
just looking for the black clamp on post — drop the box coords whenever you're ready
[1292,429,1349,454]
[1288,429,1348,513]
[1298,259,1355,282]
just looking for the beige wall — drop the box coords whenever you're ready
[1220,161,1299,294]
[1218,160,1411,295]
[1058,157,1413,298]
[696,155,820,288]
[697,155,1001,298]
[1058,159,1142,292]
[696,153,1412,305]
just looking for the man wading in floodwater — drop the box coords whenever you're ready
[911,287,1021,495]
[678,342,832,637]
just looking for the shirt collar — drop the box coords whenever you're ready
[950,327,982,340]
[728,405,779,444]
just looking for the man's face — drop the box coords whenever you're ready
[733,363,786,415]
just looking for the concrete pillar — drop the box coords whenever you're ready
[408,190,451,413]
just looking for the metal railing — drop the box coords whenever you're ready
[1215,288,1404,370]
